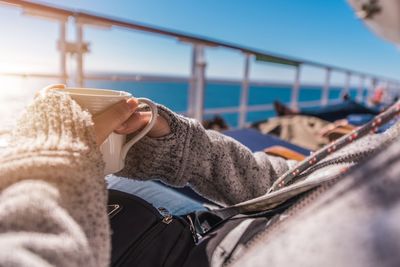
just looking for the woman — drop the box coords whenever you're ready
[0,84,398,266]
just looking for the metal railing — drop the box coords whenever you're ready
[1,0,400,128]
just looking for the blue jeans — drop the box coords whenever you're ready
[106,175,207,216]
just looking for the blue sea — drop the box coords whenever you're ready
[86,80,366,127]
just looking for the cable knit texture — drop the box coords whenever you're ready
[0,92,108,267]
[1,91,399,266]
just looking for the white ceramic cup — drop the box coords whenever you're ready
[53,87,157,175]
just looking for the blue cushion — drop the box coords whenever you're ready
[224,128,310,155]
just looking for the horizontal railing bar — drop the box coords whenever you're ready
[246,104,274,112]
[203,104,275,115]
[85,74,343,88]
[0,0,71,16]
[1,0,399,84]
[0,72,66,79]
[204,107,241,115]
[1,72,355,88]
[85,74,308,87]
[85,74,189,83]
[204,98,344,116]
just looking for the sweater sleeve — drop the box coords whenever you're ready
[118,105,294,205]
[0,92,109,267]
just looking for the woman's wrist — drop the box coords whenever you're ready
[147,114,171,138]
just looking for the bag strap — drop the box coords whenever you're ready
[188,189,306,236]
[197,101,400,232]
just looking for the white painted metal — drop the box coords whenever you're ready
[321,68,331,106]
[367,78,377,104]
[191,44,206,122]
[22,7,66,21]
[204,104,274,115]
[5,0,397,83]
[0,72,63,79]
[341,72,351,98]
[75,21,84,87]
[290,66,301,109]
[3,0,400,128]
[188,46,197,118]
[204,106,242,115]
[357,76,365,103]
[246,104,274,112]
[202,100,324,116]
[238,53,251,128]
[19,4,69,85]
[59,21,67,84]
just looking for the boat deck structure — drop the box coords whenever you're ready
[1,0,400,128]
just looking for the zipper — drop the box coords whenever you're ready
[115,207,173,267]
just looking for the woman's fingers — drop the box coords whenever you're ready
[114,111,149,134]
[114,111,171,138]
[93,98,139,145]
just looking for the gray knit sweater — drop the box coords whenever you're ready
[0,91,398,266]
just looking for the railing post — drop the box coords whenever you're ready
[189,44,206,122]
[58,20,67,84]
[290,65,301,109]
[75,21,84,87]
[367,78,378,104]
[341,72,351,99]
[188,46,196,118]
[238,53,251,128]
[357,75,365,103]
[321,67,331,106]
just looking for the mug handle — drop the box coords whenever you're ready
[119,98,158,165]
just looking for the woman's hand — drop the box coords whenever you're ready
[92,98,139,145]
[113,110,171,138]
[39,84,171,147]
[93,100,171,146]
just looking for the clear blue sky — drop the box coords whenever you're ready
[0,0,399,85]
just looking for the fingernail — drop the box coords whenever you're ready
[126,98,137,111]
